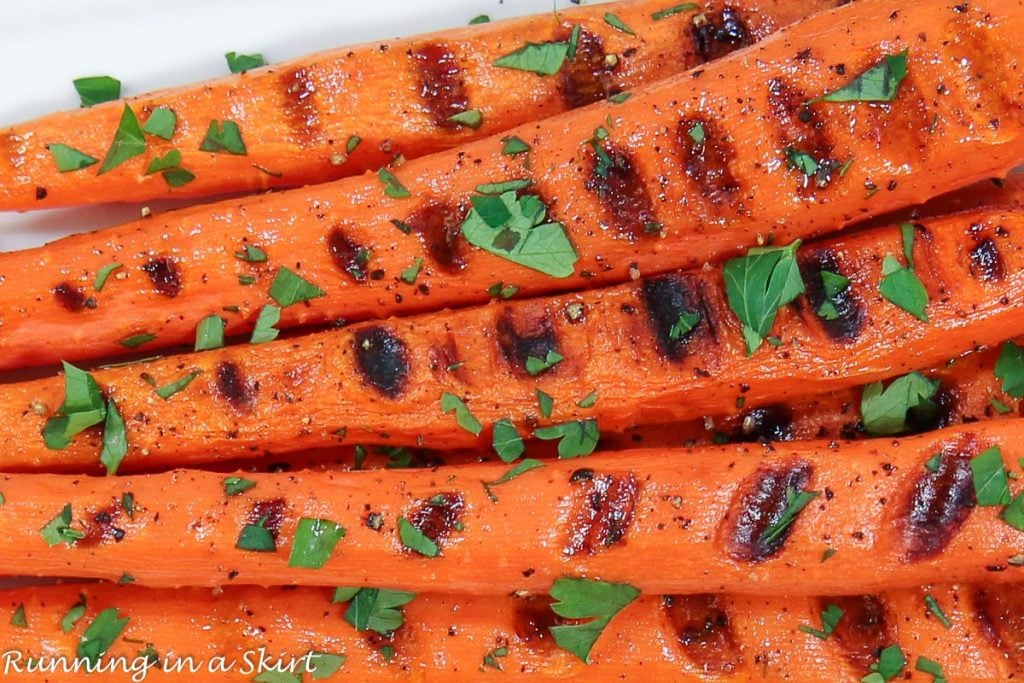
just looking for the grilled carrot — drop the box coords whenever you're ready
[0,582,1016,680]
[2,208,1023,473]
[3,0,1023,371]
[0,0,840,212]
[2,419,1024,593]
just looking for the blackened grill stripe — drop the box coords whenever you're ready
[679,118,739,204]
[495,309,559,376]
[663,594,741,674]
[408,492,464,550]
[328,226,370,282]
[402,201,468,273]
[640,273,710,362]
[691,8,751,63]
[141,257,182,298]
[827,595,889,674]
[354,326,410,398]
[584,145,659,240]
[216,361,258,412]
[798,249,864,342]
[974,586,1024,671]
[724,461,813,562]
[281,67,321,146]
[969,238,1005,282]
[736,405,794,443]
[53,282,95,312]
[559,29,619,108]
[902,449,976,561]
[564,473,639,555]
[411,44,468,129]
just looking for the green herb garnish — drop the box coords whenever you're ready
[492,418,525,462]
[449,109,483,129]
[225,51,265,73]
[269,267,324,307]
[236,515,276,552]
[49,144,98,172]
[377,168,410,198]
[860,371,939,436]
[99,105,146,174]
[194,314,225,351]
[397,517,439,557]
[142,107,176,140]
[798,603,843,640]
[250,305,281,344]
[77,608,130,666]
[155,370,203,400]
[288,517,346,569]
[548,578,640,662]
[440,392,483,436]
[224,476,256,496]
[199,120,247,155]
[814,50,909,103]
[723,240,804,354]
[493,41,569,75]
[73,76,121,107]
[971,446,1011,506]
[534,419,599,458]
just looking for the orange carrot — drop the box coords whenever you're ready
[0,0,840,212]
[1,419,1023,594]
[2,0,1023,370]
[0,582,1015,680]
[2,208,1023,473]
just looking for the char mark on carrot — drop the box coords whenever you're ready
[247,498,288,540]
[53,282,96,312]
[691,7,751,62]
[663,594,742,675]
[281,66,322,146]
[640,273,711,362]
[735,405,795,443]
[901,448,976,562]
[969,237,1005,282]
[828,595,890,674]
[141,257,183,298]
[215,361,259,413]
[411,44,469,129]
[328,225,371,282]
[402,200,468,272]
[723,461,813,562]
[558,29,620,108]
[495,308,560,376]
[77,504,127,548]
[564,472,639,556]
[407,492,464,549]
[353,326,410,398]
[973,586,1024,671]
[514,596,563,648]
[679,117,740,204]
[798,248,865,342]
[584,144,659,240]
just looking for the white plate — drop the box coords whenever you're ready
[0,0,593,252]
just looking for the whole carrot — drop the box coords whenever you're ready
[2,209,1024,473]
[0,582,1013,680]
[1,420,1023,594]
[2,0,1023,370]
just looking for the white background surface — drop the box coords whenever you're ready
[0,0,599,251]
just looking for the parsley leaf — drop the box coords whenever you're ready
[525,349,563,376]
[10,604,27,628]
[195,314,225,351]
[469,15,490,24]
[534,419,600,458]
[1002,491,1024,531]
[536,389,554,419]
[476,178,532,195]
[762,487,819,546]
[669,311,700,340]
[548,578,640,662]
[99,398,127,475]
[225,51,265,73]
[155,370,202,400]
[815,50,909,103]
[94,263,123,291]
[400,257,424,285]
[77,608,130,667]
[449,109,483,129]
[860,371,939,436]
[41,362,106,450]
[501,135,530,156]
[250,305,281,344]
[923,594,951,629]
[652,3,698,20]
[49,143,98,172]
[817,270,851,320]
[235,244,267,262]
[440,392,483,436]
[200,120,247,155]
[970,446,1011,506]
[144,149,182,174]
[99,105,146,174]
[120,333,155,349]
[492,418,525,462]
[288,517,346,569]
[307,652,346,679]
[798,603,843,640]
[461,189,577,277]
[397,517,439,557]
[343,588,415,634]
[223,476,256,496]
[862,644,906,683]
[493,41,569,75]
[995,341,1024,397]
[377,168,410,198]
[879,254,928,321]
[73,76,121,107]
[142,107,176,140]
[483,459,545,503]
[40,504,85,546]
[603,12,635,35]
[723,240,804,354]
[269,267,325,307]
[915,656,947,683]
[61,595,87,633]
[236,515,276,552]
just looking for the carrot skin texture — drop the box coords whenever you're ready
[2,209,1023,472]
[2,420,1024,594]
[3,0,1024,371]
[0,0,837,211]
[0,583,1017,681]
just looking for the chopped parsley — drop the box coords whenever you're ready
[995,340,1024,397]
[476,178,532,194]
[577,391,598,409]
[155,370,203,400]
[862,644,906,683]
[652,3,698,20]
[816,270,851,320]
[341,588,415,634]
[487,282,519,299]
[199,120,247,155]
[860,371,939,436]
[440,392,483,436]
[449,109,483,129]
[798,603,843,640]
[99,105,146,174]
[534,419,599,458]
[141,107,176,140]
[536,389,554,419]
[346,135,361,154]
[73,75,121,107]
[40,504,85,546]
[41,362,107,450]
[269,267,324,307]
[923,594,952,629]
[10,604,27,628]
[723,240,804,354]
[99,398,127,475]
[49,144,98,172]
[236,515,276,552]
[687,122,705,144]
[469,15,490,25]
[1002,491,1024,531]
[525,349,563,376]
[250,305,281,344]
[377,168,410,198]
[492,418,525,462]
[460,187,577,278]
[483,458,545,501]
[307,653,346,679]
[288,517,346,569]
[94,263,123,291]
[880,224,928,320]
[77,608,130,667]
[548,578,640,662]
[400,258,424,285]
[970,446,1011,506]
[194,314,225,351]
[61,595,87,633]
[501,135,530,156]
[603,12,635,35]
[397,516,439,557]
[669,311,700,340]
[493,41,569,75]
[608,92,631,104]
[119,332,156,349]
[915,656,947,683]
[481,646,508,671]
[814,50,909,103]
[762,487,819,546]
[225,51,266,73]
[223,476,256,496]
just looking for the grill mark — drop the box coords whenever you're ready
[640,273,714,362]
[402,201,468,273]
[408,492,464,550]
[798,249,864,342]
[974,586,1024,671]
[514,596,564,648]
[767,78,838,192]
[53,282,96,312]
[280,67,321,146]
[141,257,182,298]
[495,308,559,376]
[679,117,739,205]
[941,20,1024,129]
[328,226,371,282]
[410,43,468,129]
[564,472,639,556]
[901,447,976,562]
[969,238,1005,282]
[428,334,466,382]
[584,144,658,240]
[722,461,813,562]
[77,504,125,548]
[559,29,619,108]
[828,595,889,674]
[691,7,751,62]
[215,361,258,413]
[858,79,933,156]
[354,326,410,398]
[906,386,957,434]
[247,498,287,541]
[663,594,741,675]
[735,405,794,443]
